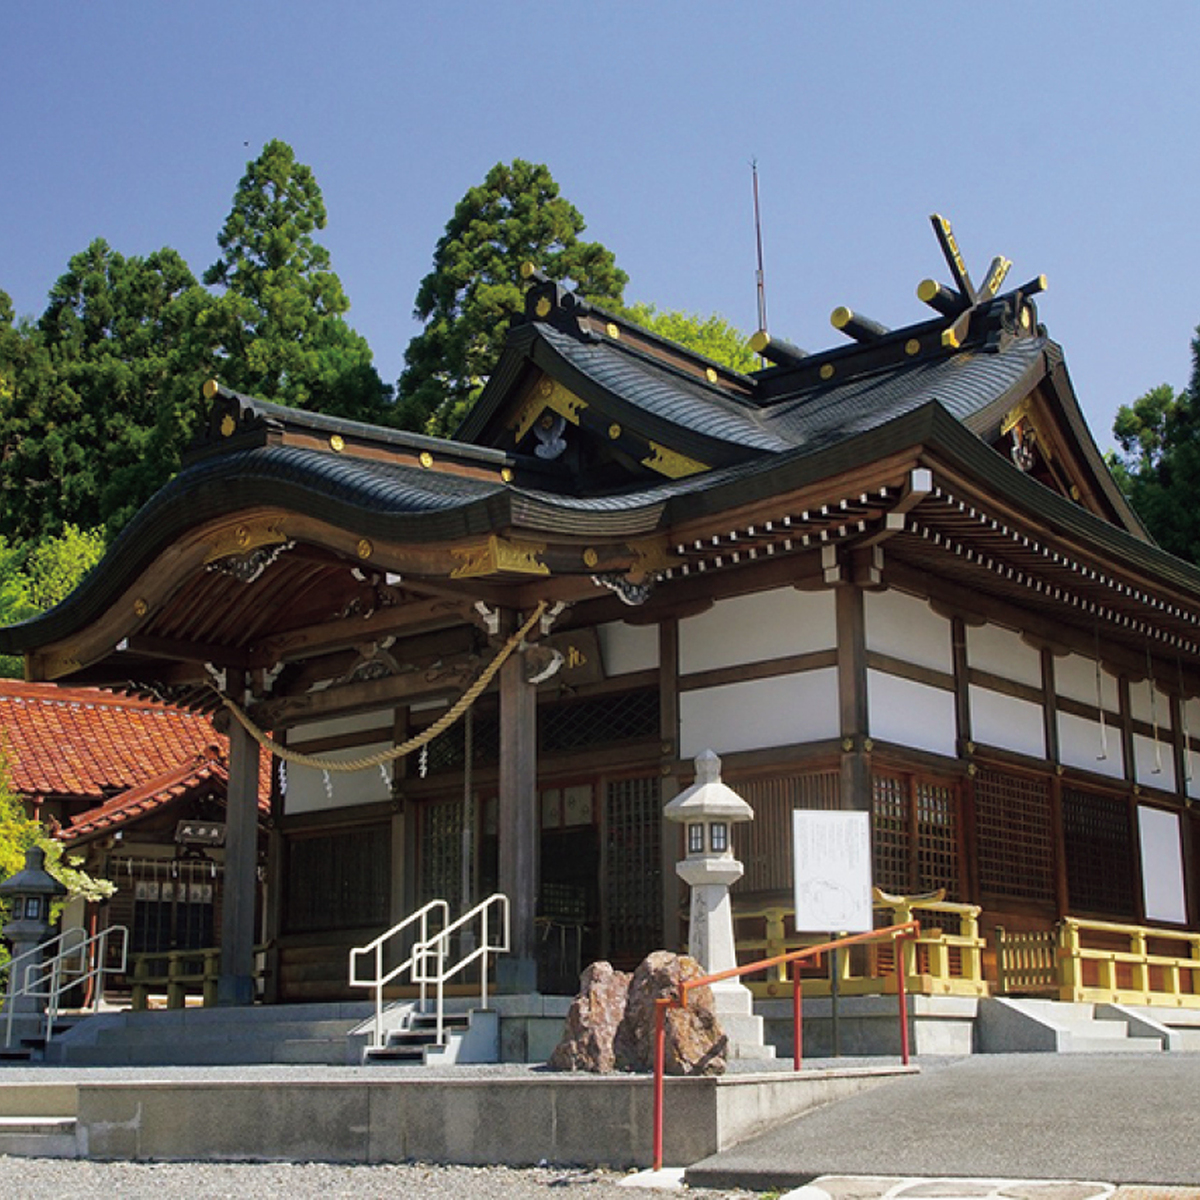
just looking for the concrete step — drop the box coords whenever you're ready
[978,997,1165,1053]
[0,1116,78,1158]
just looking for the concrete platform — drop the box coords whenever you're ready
[0,1061,912,1167]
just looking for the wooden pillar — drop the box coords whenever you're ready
[836,583,871,812]
[1041,648,1060,765]
[218,708,261,1006]
[497,649,538,992]
[659,617,682,953]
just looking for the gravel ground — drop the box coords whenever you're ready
[1,1158,762,1199]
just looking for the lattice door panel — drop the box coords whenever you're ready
[1061,786,1137,918]
[604,775,663,969]
[419,798,464,911]
[975,769,1055,903]
[872,771,962,898]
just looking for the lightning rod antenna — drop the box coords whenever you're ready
[752,158,768,336]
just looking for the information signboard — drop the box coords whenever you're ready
[792,810,872,933]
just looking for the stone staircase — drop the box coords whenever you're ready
[351,1001,500,1065]
[977,997,1186,1052]
[39,1001,375,1066]
[0,1082,78,1158]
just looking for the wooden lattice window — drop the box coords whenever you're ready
[420,797,464,910]
[542,689,660,753]
[737,770,840,893]
[974,768,1055,903]
[284,823,390,934]
[872,773,910,895]
[872,771,961,898]
[604,775,662,969]
[1061,785,1137,918]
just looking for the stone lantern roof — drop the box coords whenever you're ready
[663,750,754,824]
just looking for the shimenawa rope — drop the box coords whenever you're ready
[218,601,547,773]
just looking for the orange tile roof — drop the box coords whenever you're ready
[60,747,269,843]
[0,681,270,807]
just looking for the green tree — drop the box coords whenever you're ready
[1112,376,1200,564]
[0,240,213,542]
[0,525,105,678]
[620,303,758,373]
[398,159,628,436]
[203,139,392,423]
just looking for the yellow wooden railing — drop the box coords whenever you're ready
[1055,918,1200,1008]
[129,945,269,1010]
[734,888,987,999]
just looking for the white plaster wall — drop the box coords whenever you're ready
[596,621,659,676]
[1129,678,1170,727]
[865,590,952,673]
[679,667,838,759]
[1057,712,1124,780]
[1186,698,1200,800]
[284,745,393,814]
[966,623,1042,689]
[1056,652,1116,708]
[968,685,1045,758]
[289,712,393,742]
[679,588,835,674]
[1138,806,1188,924]
[867,670,957,759]
[1133,732,1177,793]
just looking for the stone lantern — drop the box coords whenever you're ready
[1,846,67,1037]
[665,750,771,1058]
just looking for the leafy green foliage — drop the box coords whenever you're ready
[398,160,627,436]
[203,139,393,423]
[0,241,213,542]
[1112,371,1200,565]
[0,525,105,678]
[620,303,757,373]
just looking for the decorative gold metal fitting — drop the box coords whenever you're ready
[905,338,921,356]
[133,598,148,618]
[705,367,718,383]
[583,548,599,567]
[820,364,835,380]
[606,323,620,339]
[220,414,236,437]
[419,451,434,468]
[329,434,345,452]
[535,296,552,318]
[356,539,373,560]
[842,737,854,752]
[203,379,220,399]
[608,423,621,440]
[500,468,513,483]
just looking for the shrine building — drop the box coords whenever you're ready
[3,222,1198,1008]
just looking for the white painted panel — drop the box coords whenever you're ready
[679,588,835,674]
[865,590,952,673]
[1186,698,1200,800]
[1057,712,1124,779]
[1130,679,1171,727]
[867,670,956,759]
[1056,653,1116,707]
[289,712,393,742]
[966,623,1042,689]
[679,667,838,759]
[1138,806,1188,924]
[969,685,1045,758]
[284,745,392,814]
[1133,733,1176,793]
[597,621,659,676]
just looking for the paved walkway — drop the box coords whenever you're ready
[685,1053,1200,1190]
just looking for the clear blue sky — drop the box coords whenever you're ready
[3,2,1197,451]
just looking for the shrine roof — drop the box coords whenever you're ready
[0,681,270,806]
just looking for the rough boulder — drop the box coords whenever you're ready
[547,961,632,1073]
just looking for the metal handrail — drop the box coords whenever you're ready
[651,920,920,1172]
[410,893,510,1045]
[348,899,450,1049]
[4,924,129,1049]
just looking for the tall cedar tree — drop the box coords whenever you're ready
[0,243,212,542]
[398,160,627,436]
[203,140,392,423]
[1112,375,1200,565]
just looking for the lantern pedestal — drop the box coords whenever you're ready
[665,751,775,1061]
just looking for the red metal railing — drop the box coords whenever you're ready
[651,920,920,1171]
